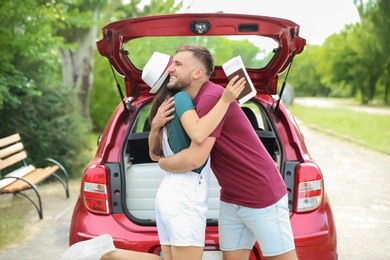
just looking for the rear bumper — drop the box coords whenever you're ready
[69,195,337,259]
[69,199,160,251]
[69,198,220,252]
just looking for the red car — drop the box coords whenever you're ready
[69,13,337,259]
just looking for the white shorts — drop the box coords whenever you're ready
[157,126,210,247]
[155,167,210,247]
[218,194,295,256]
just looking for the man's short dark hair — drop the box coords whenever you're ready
[176,44,214,77]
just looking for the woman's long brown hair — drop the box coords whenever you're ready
[148,77,178,157]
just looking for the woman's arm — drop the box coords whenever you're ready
[181,75,245,143]
[148,125,162,161]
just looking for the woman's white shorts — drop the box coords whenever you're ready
[155,165,210,247]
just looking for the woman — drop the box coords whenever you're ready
[148,76,244,260]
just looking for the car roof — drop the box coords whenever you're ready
[97,13,306,96]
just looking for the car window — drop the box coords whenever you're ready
[134,101,269,133]
[241,102,267,130]
[124,35,278,71]
[132,103,152,133]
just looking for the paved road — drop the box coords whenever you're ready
[0,125,389,259]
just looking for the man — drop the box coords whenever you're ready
[153,44,298,260]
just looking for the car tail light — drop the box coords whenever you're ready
[295,162,323,212]
[82,164,111,214]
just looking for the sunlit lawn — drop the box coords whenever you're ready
[0,195,31,250]
[288,104,390,154]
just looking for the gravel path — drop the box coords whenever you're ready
[299,124,390,260]
[0,180,79,260]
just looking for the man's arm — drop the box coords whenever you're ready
[180,76,245,144]
[158,136,216,173]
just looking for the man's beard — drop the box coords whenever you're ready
[168,72,191,91]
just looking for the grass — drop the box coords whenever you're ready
[0,194,33,250]
[0,180,81,251]
[288,104,390,155]
[0,191,37,250]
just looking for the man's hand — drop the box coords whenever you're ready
[151,97,175,129]
[221,75,246,104]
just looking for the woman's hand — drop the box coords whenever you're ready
[151,97,175,129]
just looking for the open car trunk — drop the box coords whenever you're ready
[96,13,306,98]
[120,100,283,225]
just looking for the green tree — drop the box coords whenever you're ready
[90,1,184,132]
[319,26,368,101]
[53,0,184,128]
[314,0,389,104]
[0,83,90,176]
[50,0,107,124]
[355,0,390,103]
[0,0,91,177]
[319,24,382,104]
[0,1,61,109]
[283,0,390,104]
[285,45,330,97]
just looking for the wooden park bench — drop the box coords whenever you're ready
[0,133,69,219]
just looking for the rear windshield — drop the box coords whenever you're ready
[124,35,278,70]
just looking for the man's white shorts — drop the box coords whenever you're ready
[155,164,210,247]
[219,194,295,257]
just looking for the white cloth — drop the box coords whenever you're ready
[155,127,211,246]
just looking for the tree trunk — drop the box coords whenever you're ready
[59,9,99,122]
[368,77,376,102]
[382,46,390,105]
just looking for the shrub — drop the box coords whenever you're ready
[0,83,91,178]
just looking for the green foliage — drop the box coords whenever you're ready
[0,0,94,178]
[281,0,390,105]
[90,51,122,132]
[0,0,63,109]
[90,0,184,132]
[0,82,91,178]
[321,24,383,104]
[355,0,390,104]
[48,0,107,40]
[283,45,331,97]
[114,0,183,20]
